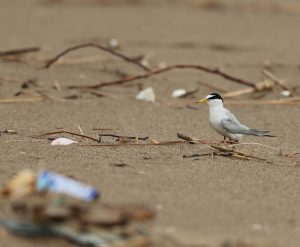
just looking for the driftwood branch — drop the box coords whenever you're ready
[68,64,257,89]
[43,43,150,71]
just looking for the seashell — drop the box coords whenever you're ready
[172,89,187,98]
[136,87,155,102]
[51,138,77,146]
[280,90,291,97]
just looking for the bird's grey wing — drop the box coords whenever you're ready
[220,113,250,134]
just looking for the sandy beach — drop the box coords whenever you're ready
[0,1,300,246]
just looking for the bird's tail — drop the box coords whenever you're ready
[246,129,276,137]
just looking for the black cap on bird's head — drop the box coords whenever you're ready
[197,93,224,104]
[206,93,223,102]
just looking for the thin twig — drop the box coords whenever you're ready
[87,90,106,98]
[92,128,114,131]
[223,80,274,98]
[210,145,267,161]
[36,91,66,102]
[43,43,150,71]
[0,96,45,104]
[262,69,291,92]
[0,47,40,57]
[285,152,300,158]
[177,132,213,144]
[226,97,300,105]
[0,75,20,83]
[177,133,198,143]
[34,130,99,142]
[78,126,84,135]
[177,133,267,161]
[68,64,257,89]
[183,153,212,158]
[80,141,187,147]
[99,134,148,141]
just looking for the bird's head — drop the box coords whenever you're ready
[197,93,224,107]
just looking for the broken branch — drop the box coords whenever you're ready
[43,43,150,71]
[68,64,257,89]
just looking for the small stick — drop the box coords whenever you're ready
[53,80,62,92]
[99,134,148,141]
[68,64,257,89]
[183,153,211,158]
[0,96,45,104]
[210,144,242,154]
[177,132,213,144]
[0,75,20,83]
[176,132,197,143]
[286,152,300,158]
[262,69,291,92]
[78,126,84,135]
[223,80,274,98]
[36,91,66,102]
[88,91,106,98]
[43,43,150,71]
[92,128,114,131]
[34,130,99,142]
[210,145,266,161]
[80,141,187,147]
[226,97,300,105]
[0,47,40,57]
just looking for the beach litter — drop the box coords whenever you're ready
[0,170,155,246]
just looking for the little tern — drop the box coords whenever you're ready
[197,93,275,142]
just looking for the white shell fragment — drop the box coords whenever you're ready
[51,138,77,146]
[172,89,187,98]
[280,90,291,97]
[136,87,155,102]
[108,38,120,49]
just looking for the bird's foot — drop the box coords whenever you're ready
[219,138,238,145]
[219,136,227,144]
[228,139,238,144]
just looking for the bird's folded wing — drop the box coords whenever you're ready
[221,118,250,134]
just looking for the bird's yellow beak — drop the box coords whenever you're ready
[197,98,208,103]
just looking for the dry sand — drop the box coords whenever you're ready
[0,0,300,246]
